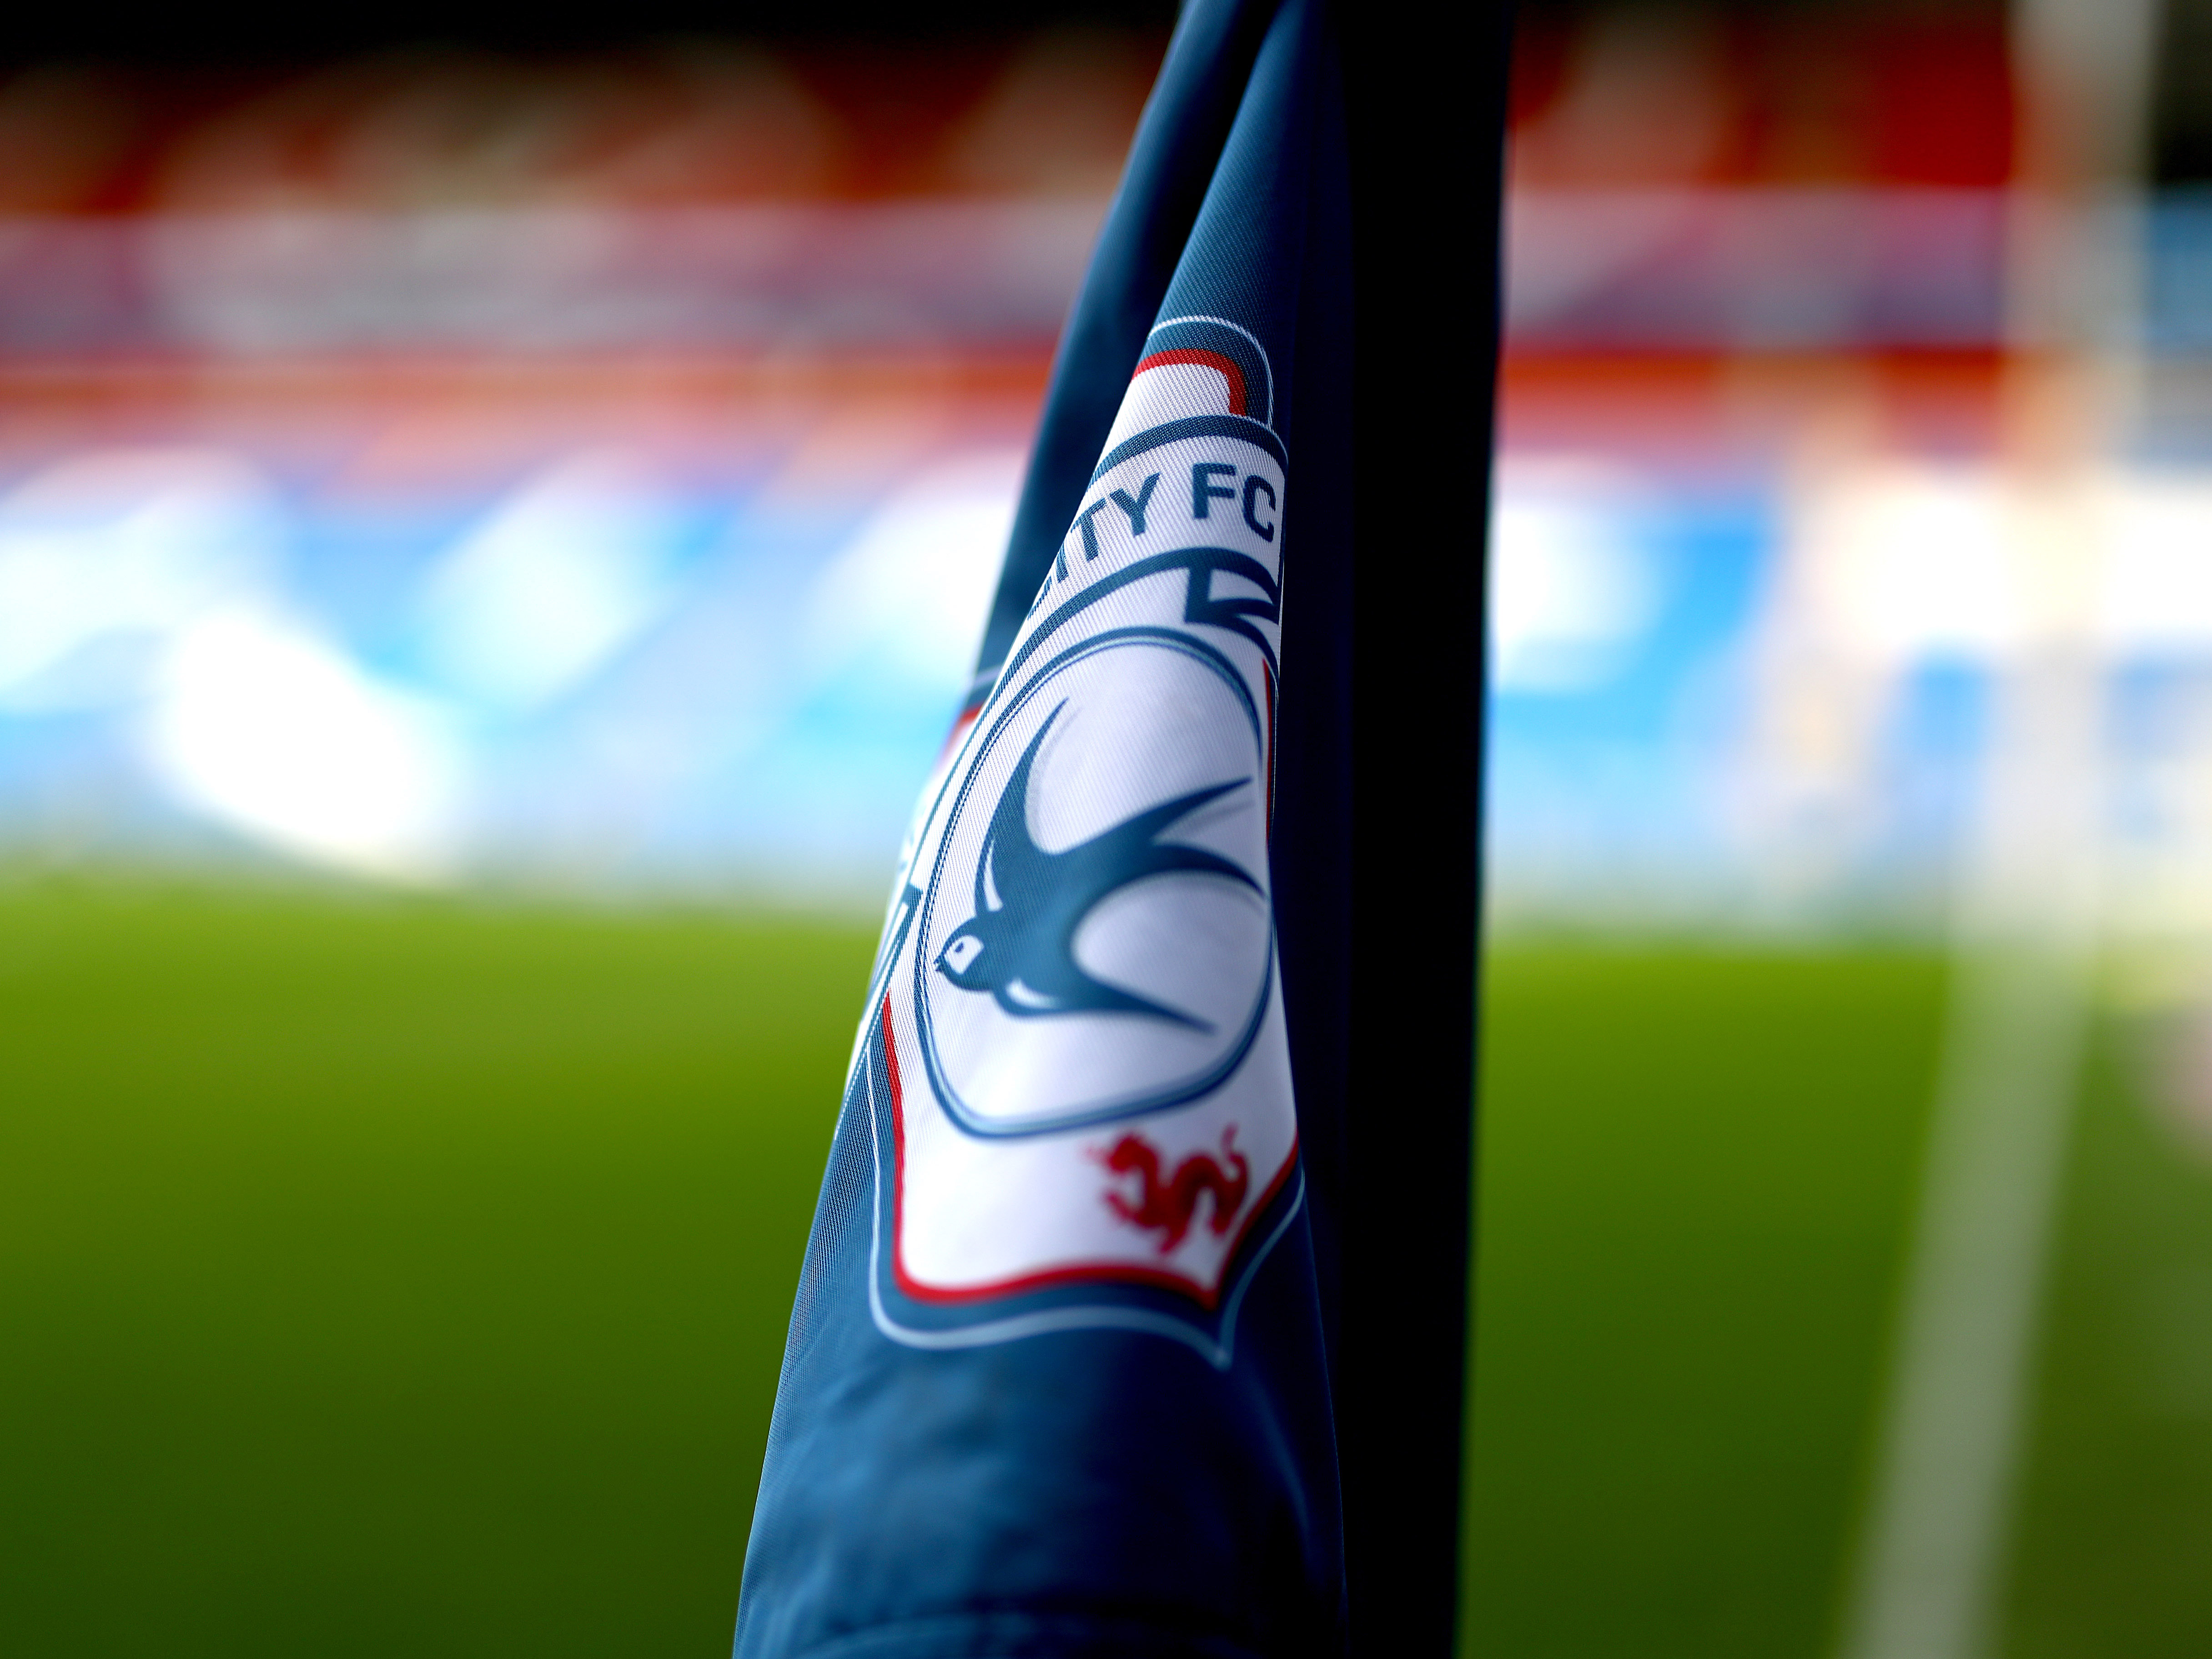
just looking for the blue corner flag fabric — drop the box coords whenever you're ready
[734,3,1353,1654]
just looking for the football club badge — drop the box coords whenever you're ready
[856,316,1299,1365]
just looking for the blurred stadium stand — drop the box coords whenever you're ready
[0,11,1169,890]
[3,0,2212,936]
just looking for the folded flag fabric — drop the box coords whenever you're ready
[734,3,1367,1654]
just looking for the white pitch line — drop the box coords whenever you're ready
[1835,936,2089,1659]
[1835,567,2107,1659]
[1837,0,2159,1644]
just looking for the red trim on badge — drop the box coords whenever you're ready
[1134,348,1247,417]
[881,995,1295,1311]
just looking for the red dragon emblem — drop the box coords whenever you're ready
[1096,1126,1250,1254]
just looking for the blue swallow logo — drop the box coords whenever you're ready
[934,704,1258,1029]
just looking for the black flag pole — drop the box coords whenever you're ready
[1337,5,1514,1651]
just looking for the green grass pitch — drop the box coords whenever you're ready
[0,878,871,1658]
[1,879,2207,1655]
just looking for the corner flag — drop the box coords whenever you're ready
[734,0,1507,1652]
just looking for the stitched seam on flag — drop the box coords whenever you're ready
[1262,660,1277,841]
[864,1000,1307,1371]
